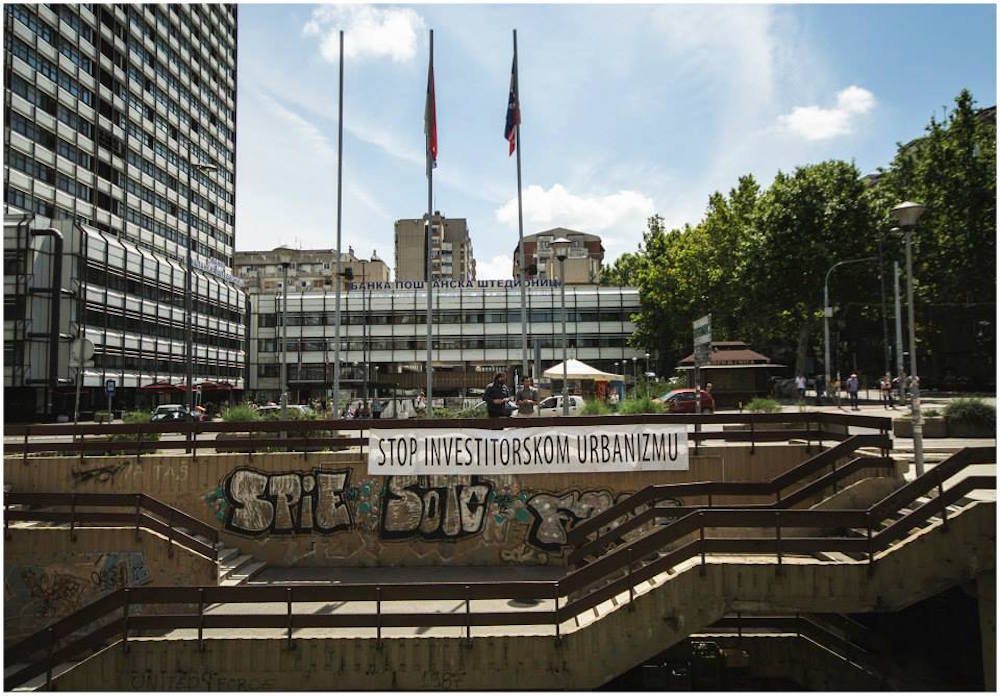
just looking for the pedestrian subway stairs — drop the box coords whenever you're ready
[4,446,995,691]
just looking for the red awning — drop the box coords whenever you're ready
[140,381,184,393]
[197,381,241,392]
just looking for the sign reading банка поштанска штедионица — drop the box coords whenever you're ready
[367,424,688,475]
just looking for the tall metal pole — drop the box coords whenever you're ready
[560,256,568,416]
[333,29,344,417]
[894,260,905,404]
[513,29,528,382]
[823,257,876,400]
[185,146,194,415]
[877,237,891,377]
[281,263,289,418]
[425,30,434,416]
[904,229,924,476]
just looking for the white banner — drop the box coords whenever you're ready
[367,424,688,475]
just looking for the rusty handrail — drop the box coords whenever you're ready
[4,447,990,692]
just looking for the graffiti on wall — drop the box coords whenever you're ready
[224,468,353,535]
[380,475,494,541]
[218,467,681,561]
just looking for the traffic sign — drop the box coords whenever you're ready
[105,379,116,396]
[693,314,712,367]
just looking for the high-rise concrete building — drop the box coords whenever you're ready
[513,228,604,284]
[3,4,243,420]
[234,246,390,293]
[394,212,475,282]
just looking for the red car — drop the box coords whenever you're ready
[657,389,715,414]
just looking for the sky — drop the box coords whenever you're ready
[234,3,997,279]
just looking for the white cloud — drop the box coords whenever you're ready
[778,85,876,140]
[495,184,656,254]
[303,6,425,64]
[475,254,514,281]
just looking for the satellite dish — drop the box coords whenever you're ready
[70,338,95,368]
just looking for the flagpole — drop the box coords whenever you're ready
[425,29,434,417]
[333,29,344,417]
[513,29,528,383]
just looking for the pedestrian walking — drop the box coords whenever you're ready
[372,398,382,419]
[847,373,860,411]
[879,374,895,409]
[795,374,807,400]
[483,372,512,418]
[814,374,825,406]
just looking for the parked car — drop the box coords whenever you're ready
[533,395,585,417]
[656,389,715,414]
[150,404,205,422]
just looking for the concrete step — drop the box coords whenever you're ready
[220,559,266,587]
[216,546,239,565]
[218,553,252,581]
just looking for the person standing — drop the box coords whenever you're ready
[372,398,382,419]
[815,374,825,406]
[517,377,539,417]
[847,373,860,411]
[484,372,512,418]
[795,374,807,400]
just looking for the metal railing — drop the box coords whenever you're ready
[3,411,892,459]
[4,492,219,560]
[568,434,892,562]
[4,446,991,692]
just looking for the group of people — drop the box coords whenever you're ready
[483,372,540,418]
[796,372,906,411]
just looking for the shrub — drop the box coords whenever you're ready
[107,410,160,453]
[94,410,112,423]
[746,398,782,414]
[222,404,260,422]
[618,395,666,415]
[943,398,996,436]
[581,399,614,416]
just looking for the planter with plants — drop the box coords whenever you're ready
[893,408,946,438]
[944,398,996,438]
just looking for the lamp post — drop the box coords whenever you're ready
[631,356,637,395]
[891,201,927,476]
[551,237,571,416]
[823,256,876,403]
[892,250,905,404]
[279,257,290,419]
[183,154,217,418]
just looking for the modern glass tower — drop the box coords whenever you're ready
[3,4,243,420]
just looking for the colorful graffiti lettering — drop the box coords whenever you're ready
[224,468,353,536]
[90,552,150,594]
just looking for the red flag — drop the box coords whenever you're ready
[504,55,520,156]
[424,56,437,177]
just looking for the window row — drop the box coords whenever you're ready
[85,307,244,350]
[94,352,242,378]
[85,263,243,323]
[8,9,94,75]
[257,308,633,328]
[255,334,631,355]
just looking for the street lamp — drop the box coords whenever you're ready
[278,254,292,419]
[823,256,876,404]
[891,200,927,476]
[551,237,571,416]
[184,155,218,417]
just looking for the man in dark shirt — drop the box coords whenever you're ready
[483,372,512,418]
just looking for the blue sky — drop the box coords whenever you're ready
[234,3,996,278]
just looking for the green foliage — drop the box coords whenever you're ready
[107,410,160,453]
[612,90,995,386]
[618,395,666,415]
[581,399,614,416]
[746,398,782,414]
[222,404,260,422]
[94,410,112,423]
[943,398,996,430]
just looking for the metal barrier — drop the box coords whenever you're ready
[4,446,991,692]
[4,492,219,560]
[3,411,892,458]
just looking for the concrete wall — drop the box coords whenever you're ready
[4,527,217,644]
[50,502,996,691]
[4,444,843,568]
